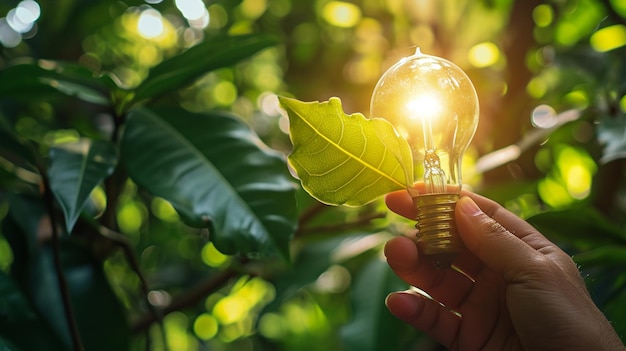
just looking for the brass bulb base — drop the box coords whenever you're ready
[414,193,461,269]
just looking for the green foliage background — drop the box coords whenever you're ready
[0,0,625,350]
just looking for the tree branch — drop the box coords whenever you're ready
[296,212,387,237]
[130,267,238,334]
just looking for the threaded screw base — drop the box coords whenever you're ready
[414,193,461,269]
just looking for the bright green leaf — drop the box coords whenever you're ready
[48,139,117,233]
[279,96,412,206]
[121,107,297,259]
[132,33,278,103]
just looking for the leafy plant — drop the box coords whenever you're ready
[0,33,297,351]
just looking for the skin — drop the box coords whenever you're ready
[384,189,625,351]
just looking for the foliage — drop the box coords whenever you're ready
[279,96,411,206]
[0,1,625,351]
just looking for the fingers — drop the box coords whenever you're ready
[384,236,478,309]
[455,196,552,281]
[385,189,416,219]
[385,291,461,349]
[457,195,587,290]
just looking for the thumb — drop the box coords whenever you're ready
[455,196,545,281]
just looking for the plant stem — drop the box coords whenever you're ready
[131,267,238,333]
[41,173,85,351]
[296,212,387,237]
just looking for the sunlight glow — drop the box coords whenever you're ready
[406,94,443,122]
[468,42,500,68]
[137,9,164,38]
[322,1,361,28]
[175,0,209,28]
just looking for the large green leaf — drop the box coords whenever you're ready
[48,139,117,233]
[132,33,278,103]
[121,107,297,259]
[0,62,114,105]
[340,258,411,351]
[279,97,412,206]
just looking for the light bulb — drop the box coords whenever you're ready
[370,48,479,269]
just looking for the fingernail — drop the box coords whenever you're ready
[458,197,482,216]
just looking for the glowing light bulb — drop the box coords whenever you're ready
[370,48,479,268]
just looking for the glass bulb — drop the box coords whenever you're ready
[370,48,479,268]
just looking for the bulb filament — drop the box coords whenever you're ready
[424,150,446,193]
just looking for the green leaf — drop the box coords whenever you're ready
[269,232,386,311]
[0,270,65,351]
[279,96,412,206]
[340,258,411,351]
[48,139,117,233]
[597,115,626,164]
[0,123,36,166]
[121,107,297,259]
[527,206,626,252]
[0,62,113,105]
[22,241,129,351]
[2,197,127,351]
[132,33,278,103]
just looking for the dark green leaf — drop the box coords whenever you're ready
[0,62,113,105]
[0,123,36,166]
[527,206,626,251]
[0,270,65,351]
[121,107,297,259]
[0,270,37,325]
[597,115,626,164]
[269,232,385,311]
[132,33,278,103]
[573,246,626,266]
[48,139,117,233]
[340,258,410,351]
[0,336,19,351]
[21,241,129,351]
[3,196,128,351]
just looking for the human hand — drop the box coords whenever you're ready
[384,190,625,350]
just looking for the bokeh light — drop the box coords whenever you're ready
[322,1,362,28]
[0,0,41,47]
[590,24,626,52]
[532,4,553,27]
[137,8,164,38]
[194,313,219,340]
[468,42,500,68]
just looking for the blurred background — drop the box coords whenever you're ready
[0,0,625,350]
